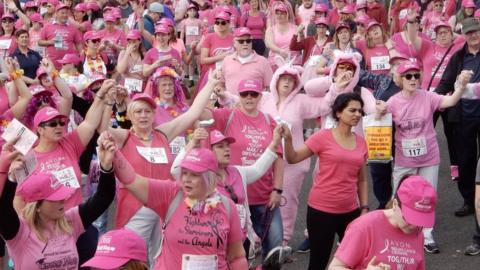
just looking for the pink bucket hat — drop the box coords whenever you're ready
[238,79,262,93]
[210,129,235,145]
[215,11,230,21]
[126,30,142,40]
[131,93,157,109]
[33,106,67,129]
[234,27,252,37]
[397,175,437,227]
[81,229,147,269]
[58,53,81,65]
[181,148,218,173]
[17,173,76,203]
[397,60,421,75]
[30,13,43,23]
[29,84,52,96]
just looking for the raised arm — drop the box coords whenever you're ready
[405,9,422,52]
[4,58,32,119]
[282,124,313,164]
[76,80,115,146]
[156,69,219,142]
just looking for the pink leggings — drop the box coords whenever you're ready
[280,166,307,243]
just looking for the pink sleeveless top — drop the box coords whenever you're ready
[116,130,174,228]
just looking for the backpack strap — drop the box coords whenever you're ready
[162,191,184,229]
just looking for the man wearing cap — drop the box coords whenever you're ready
[137,2,164,50]
[222,27,273,95]
[38,3,83,69]
[10,29,42,81]
[306,3,329,37]
[329,175,437,270]
[435,17,480,219]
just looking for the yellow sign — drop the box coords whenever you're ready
[363,114,392,162]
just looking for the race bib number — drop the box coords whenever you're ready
[170,136,186,155]
[52,167,80,188]
[324,115,337,129]
[124,78,143,94]
[136,146,169,164]
[0,39,12,50]
[371,56,390,71]
[307,55,322,67]
[236,204,247,229]
[186,26,199,36]
[182,254,218,270]
[401,137,427,157]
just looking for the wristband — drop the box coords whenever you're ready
[9,69,24,81]
[273,188,283,194]
[99,164,114,173]
[113,150,136,185]
[360,205,370,210]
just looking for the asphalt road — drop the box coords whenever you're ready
[2,122,479,270]
[278,122,480,269]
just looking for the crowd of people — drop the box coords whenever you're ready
[0,0,479,269]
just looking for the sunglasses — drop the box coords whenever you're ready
[215,20,228,25]
[41,119,66,128]
[224,185,238,204]
[236,39,252,44]
[2,19,14,24]
[90,39,101,44]
[239,91,260,98]
[403,73,421,80]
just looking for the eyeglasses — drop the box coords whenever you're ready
[275,11,287,15]
[224,185,238,204]
[236,39,252,44]
[90,39,101,44]
[437,30,450,36]
[215,20,228,26]
[239,91,260,98]
[337,64,355,72]
[41,119,66,128]
[403,73,421,80]
[1,19,14,24]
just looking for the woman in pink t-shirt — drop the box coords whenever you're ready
[0,134,116,270]
[358,20,391,75]
[265,2,300,70]
[98,14,127,72]
[376,60,470,252]
[117,30,146,92]
[110,138,248,270]
[103,72,216,265]
[329,175,435,270]
[283,92,369,270]
[240,0,267,55]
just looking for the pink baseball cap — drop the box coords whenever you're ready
[462,0,476,8]
[180,148,218,173]
[55,3,69,11]
[86,1,101,11]
[335,22,351,32]
[30,13,43,23]
[82,229,147,269]
[434,21,451,32]
[356,2,367,10]
[17,173,76,203]
[29,84,52,96]
[103,13,116,22]
[58,53,81,65]
[159,17,174,28]
[84,30,101,41]
[131,93,157,109]
[36,67,48,79]
[355,15,370,26]
[315,3,329,13]
[234,27,252,37]
[112,8,122,19]
[274,4,288,13]
[397,60,421,75]
[238,79,262,93]
[126,30,142,40]
[388,53,409,65]
[340,4,356,14]
[366,20,381,31]
[155,24,170,34]
[48,0,59,6]
[33,106,67,129]
[215,11,230,21]
[74,3,87,12]
[210,129,235,145]
[1,13,15,20]
[314,17,329,27]
[38,0,48,5]
[25,1,38,8]
[86,73,106,88]
[397,175,437,227]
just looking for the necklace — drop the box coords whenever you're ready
[131,128,153,141]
